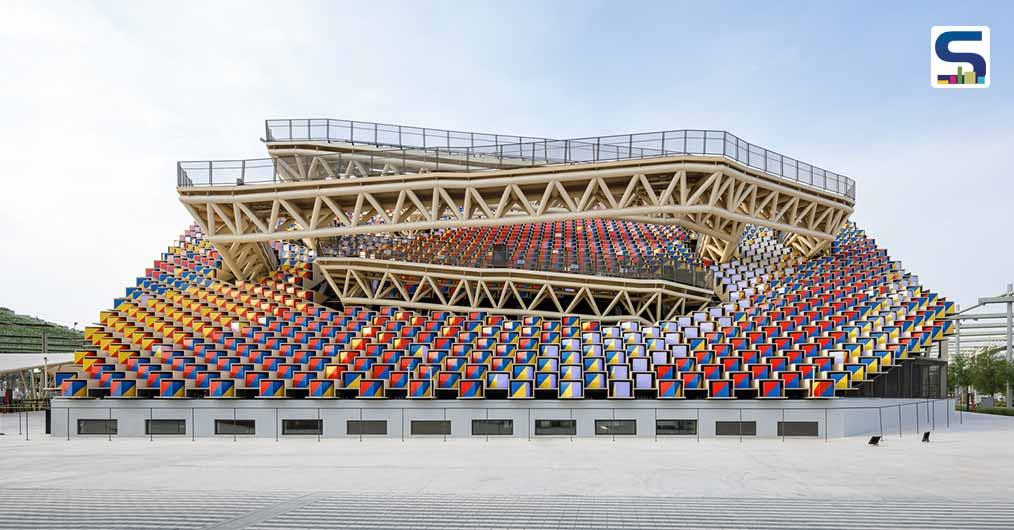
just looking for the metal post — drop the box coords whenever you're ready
[955,318,962,405]
[738,408,743,443]
[916,402,920,434]
[42,334,48,395]
[898,405,903,437]
[233,407,237,443]
[66,408,70,441]
[192,407,195,442]
[107,407,111,442]
[824,408,828,442]
[878,407,884,437]
[781,409,785,442]
[1007,283,1012,408]
[149,407,153,442]
[275,408,279,442]
[26,409,29,441]
[696,408,700,442]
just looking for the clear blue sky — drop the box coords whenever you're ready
[1,0,1011,328]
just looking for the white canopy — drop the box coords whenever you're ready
[0,353,74,375]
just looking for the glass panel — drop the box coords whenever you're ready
[534,419,576,435]
[594,419,636,435]
[685,131,705,154]
[145,419,186,435]
[347,420,387,435]
[471,419,513,436]
[715,421,756,436]
[282,419,323,435]
[655,419,697,435]
[215,419,255,435]
[777,421,819,437]
[411,420,451,435]
[77,419,117,435]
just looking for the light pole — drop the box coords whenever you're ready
[1007,283,1012,408]
[947,283,1014,408]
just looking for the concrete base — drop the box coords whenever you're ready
[50,398,954,439]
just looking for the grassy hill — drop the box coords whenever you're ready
[0,307,84,353]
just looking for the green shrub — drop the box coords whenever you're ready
[956,405,1014,417]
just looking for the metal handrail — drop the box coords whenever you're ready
[265,117,550,150]
[316,239,714,290]
[259,118,855,199]
[176,120,855,201]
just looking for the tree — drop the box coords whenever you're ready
[950,352,971,404]
[1007,359,1014,398]
[969,346,1009,402]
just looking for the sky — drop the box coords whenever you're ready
[0,0,1012,329]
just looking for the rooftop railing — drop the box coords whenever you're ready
[178,119,855,200]
[265,118,550,151]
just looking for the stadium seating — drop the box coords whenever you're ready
[319,219,701,279]
[710,225,801,302]
[58,222,954,400]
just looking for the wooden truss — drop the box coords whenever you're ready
[179,154,854,280]
[317,258,717,325]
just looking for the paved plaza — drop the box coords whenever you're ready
[1,410,1013,528]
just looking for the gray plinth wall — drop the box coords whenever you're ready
[50,397,954,439]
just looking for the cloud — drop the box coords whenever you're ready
[1,0,1010,327]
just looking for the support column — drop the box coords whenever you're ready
[1007,283,1012,408]
[955,315,964,407]
[718,223,747,263]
